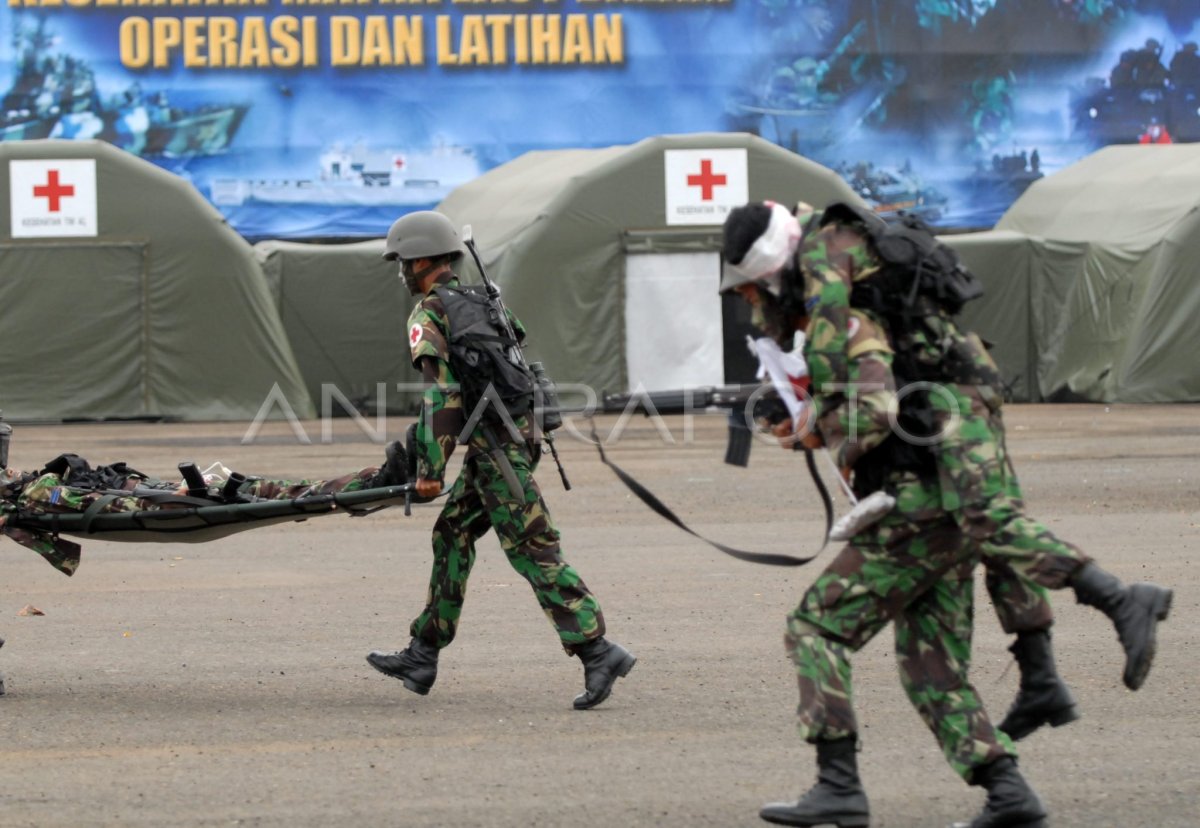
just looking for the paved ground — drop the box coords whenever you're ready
[1,405,1196,828]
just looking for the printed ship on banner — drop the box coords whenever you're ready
[210,140,483,207]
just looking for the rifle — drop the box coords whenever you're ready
[599,383,790,468]
[460,225,571,491]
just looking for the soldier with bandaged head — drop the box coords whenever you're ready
[721,198,1172,828]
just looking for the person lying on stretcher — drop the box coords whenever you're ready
[0,440,411,577]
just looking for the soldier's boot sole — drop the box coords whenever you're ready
[1122,584,1172,691]
[400,676,432,696]
[760,804,869,827]
[999,697,1080,741]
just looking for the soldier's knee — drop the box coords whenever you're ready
[431,515,457,543]
[784,615,828,660]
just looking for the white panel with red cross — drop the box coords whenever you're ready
[9,159,99,239]
[663,149,749,227]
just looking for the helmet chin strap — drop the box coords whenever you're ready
[402,259,442,294]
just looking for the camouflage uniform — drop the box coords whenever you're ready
[800,217,1087,632]
[790,309,1015,780]
[0,465,381,577]
[404,272,604,653]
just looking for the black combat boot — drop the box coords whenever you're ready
[760,737,870,827]
[572,637,636,710]
[954,756,1047,828]
[0,636,6,696]
[1069,561,1173,690]
[997,629,1080,740]
[368,440,409,489]
[366,638,439,695]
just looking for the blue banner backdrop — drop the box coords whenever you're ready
[2,1,1197,239]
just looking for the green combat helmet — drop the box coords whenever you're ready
[381,210,464,262]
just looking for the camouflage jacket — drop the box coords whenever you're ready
[1,468,87,575]
[406,272,532,482]
[812,309,898,471]
[799,217,1001,410]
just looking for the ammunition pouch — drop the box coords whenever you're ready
[529,361,564,433]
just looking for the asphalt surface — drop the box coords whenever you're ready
[1,405,1196,828]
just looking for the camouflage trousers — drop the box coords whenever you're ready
[933,383,1090,634]
[786,472,1015,781]
[239,468,378,500]
[409,441,604,654]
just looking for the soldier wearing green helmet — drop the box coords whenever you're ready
[367,211,635,710]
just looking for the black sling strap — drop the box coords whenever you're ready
[587,419,825,567]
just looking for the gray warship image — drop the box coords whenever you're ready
[1,18,248,157]
[210,140,483,207]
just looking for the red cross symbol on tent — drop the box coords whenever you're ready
[686,159,727,201]
[33,169,75,213]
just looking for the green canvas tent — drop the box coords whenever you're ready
[436,132,864,395]
[990,144,1200,403]
[943,229,1039,403]
[0,140,313,421]
[254,239,423,415]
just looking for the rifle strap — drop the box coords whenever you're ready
[587,419,822,567]
[803,446,835,546]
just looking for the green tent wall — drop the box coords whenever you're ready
[255,239,423,415]
[943,229,1038,403]
[985,144,1200,403]
[0,140,313,421]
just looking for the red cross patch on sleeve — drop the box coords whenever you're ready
[409,323,423,348]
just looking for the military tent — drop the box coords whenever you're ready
[990,144,1200,403]
[436,132,864,396]
[943,229,1040,403]
[254,239,422,416]
[0,140,313,421]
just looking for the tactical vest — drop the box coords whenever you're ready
[434,285,537,425]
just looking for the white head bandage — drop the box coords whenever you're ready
[725,201,802,293]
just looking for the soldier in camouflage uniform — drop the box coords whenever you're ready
[365,211,635,710]
[722,204,1046,828]
[727,201,1174,826]
[794,200,1172,701]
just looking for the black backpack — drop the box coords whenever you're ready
[819,202,983,317]
[434,285,537,424]
[39,453,149,491]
